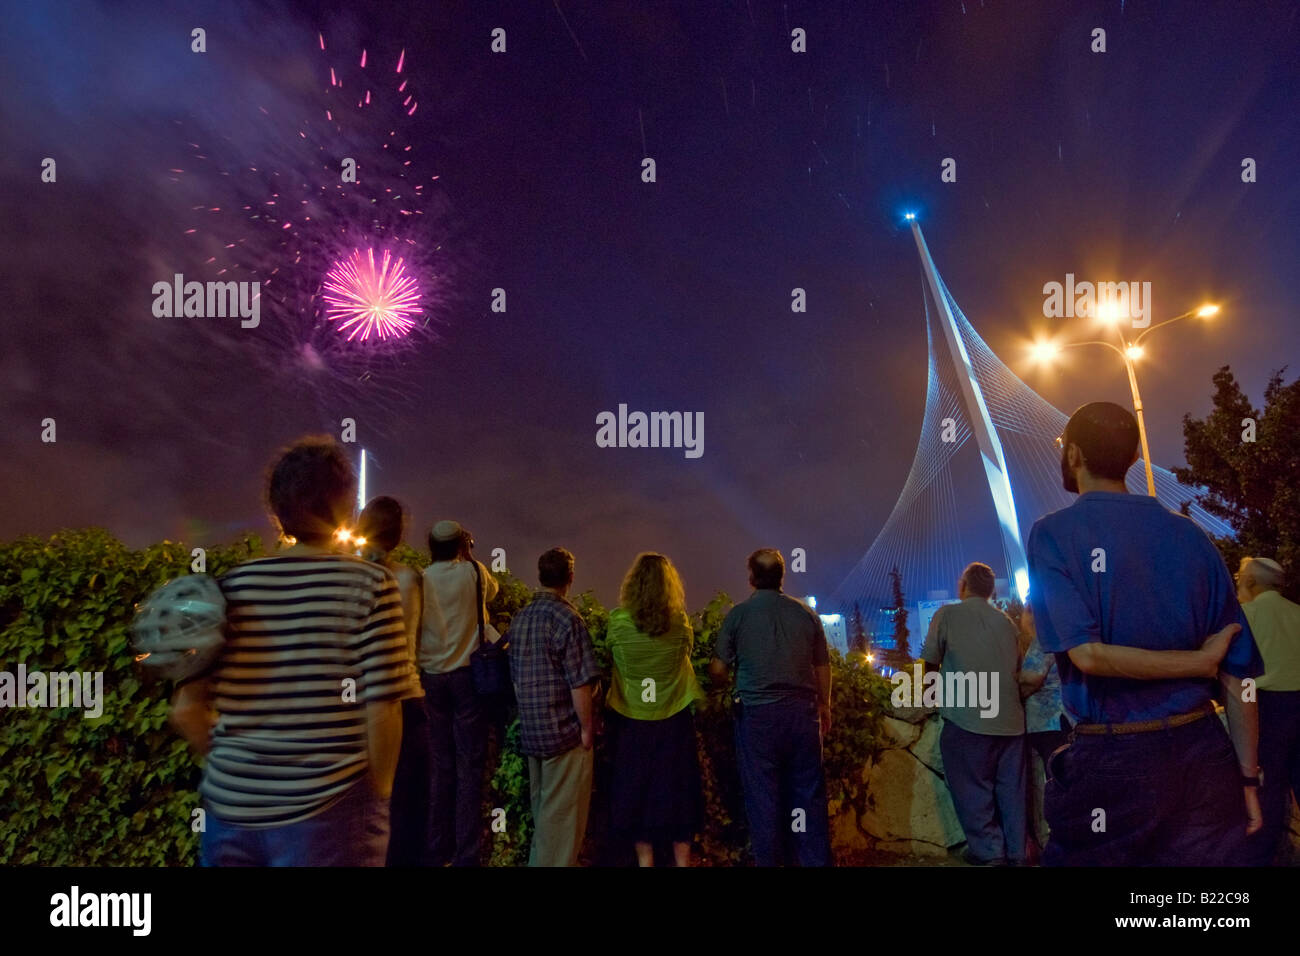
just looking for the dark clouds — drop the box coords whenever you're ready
[2,0,1298,606]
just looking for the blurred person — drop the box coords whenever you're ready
[506,547,601,866]
[172,437,421,866]
[921,562,1026,865]
[1028,402,1263,866]
[709,549,833,866]
[356,496,429,867]
[418,519,499,867]
[1016,602,1067,856]
[1238,557,1300,864]
[605,553,706,866]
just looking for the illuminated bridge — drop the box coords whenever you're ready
[831,221,1232,653]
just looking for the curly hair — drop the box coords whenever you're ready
[266,436,356,544]
[619,552,687,637]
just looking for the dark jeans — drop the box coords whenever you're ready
[939,721,1028,864]
[201,777,388,866]
[423,667,489,867]
[734,696,832,867]
[386,696,432,866]
[1247,689,1300,865]
[1044,712,1249,866]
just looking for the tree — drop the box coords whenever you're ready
[848,601,868,654]
[1174,365,1300,598]
[887,565,910,664]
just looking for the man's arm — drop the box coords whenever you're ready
[919,606,945,676]
[170,677,215,756]
[365,699,403,800]
[1220,672,1263,835]
[1065,623,1239,678]
[815,664,832,735]
[1018,668,1047,696]
[708,657,729,685]
[571,682,595,749]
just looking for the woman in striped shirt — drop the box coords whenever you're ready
[171,437,422,866]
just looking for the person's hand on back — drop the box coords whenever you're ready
[1198,623,1240,677]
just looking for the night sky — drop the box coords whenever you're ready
[3,0,1298,608]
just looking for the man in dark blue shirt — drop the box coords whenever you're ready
[1027,402,1264,866]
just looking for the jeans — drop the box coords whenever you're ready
[734,697,832,867]
[1247,689,1300,865]
[200,777,389,866]
[1043,712,1249,866]
[423,667,489,866]
[939,721,1028,864]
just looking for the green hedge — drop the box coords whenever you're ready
[0,530,893,866]
[0,529,259,865]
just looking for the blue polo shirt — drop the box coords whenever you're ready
[1026,491,1262,724]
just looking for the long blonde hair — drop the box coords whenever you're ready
[620,552,687,637]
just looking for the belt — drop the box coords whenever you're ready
[1073,700,1217,736]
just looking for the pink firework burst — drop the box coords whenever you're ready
[322,248,422,341]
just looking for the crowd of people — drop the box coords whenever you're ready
[922,401,1299,867]
[169,436,834,866]
[169,399,1300,867]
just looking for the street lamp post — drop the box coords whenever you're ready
[1029,304,1219,497]
[1119,343,1157,496]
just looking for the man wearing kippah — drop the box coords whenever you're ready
[1237,557,1300,864]
[1026,401,1264,866]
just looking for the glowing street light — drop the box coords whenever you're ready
[1027,303,1222,496]
[1029,340,1061,363]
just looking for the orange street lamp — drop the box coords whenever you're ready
[1027,304,1220,497]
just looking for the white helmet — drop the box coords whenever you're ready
[132,574,227,681]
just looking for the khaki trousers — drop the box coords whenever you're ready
[527,745,593,866]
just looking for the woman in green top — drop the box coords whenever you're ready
[606,553,705,866]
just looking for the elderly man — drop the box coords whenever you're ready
[921,561,1026,865]
[1238,557,1300,864]
[506,548,601,867]
[709,549,833,866]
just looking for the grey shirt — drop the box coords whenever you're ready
[920,596,1024,736]
[716,589,829,706]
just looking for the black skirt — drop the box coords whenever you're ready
[606,707,703,844]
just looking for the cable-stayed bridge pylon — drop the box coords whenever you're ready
[831,222,1233,650]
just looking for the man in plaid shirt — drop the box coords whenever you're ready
[507,547,601,866]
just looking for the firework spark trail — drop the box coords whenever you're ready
[322,248,421,341]
[164,30,450,418]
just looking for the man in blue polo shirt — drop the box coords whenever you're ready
[1027,401,1264,866]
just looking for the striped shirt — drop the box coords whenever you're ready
[199,554,422,827]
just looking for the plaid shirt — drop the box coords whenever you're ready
[507,590,600,757]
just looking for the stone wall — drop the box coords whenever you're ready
[829,707,1300,862]
[831,707,964,858]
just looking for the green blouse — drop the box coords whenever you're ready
[605,607,705,720]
